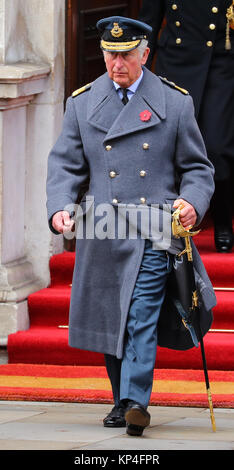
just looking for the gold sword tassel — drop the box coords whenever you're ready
[226,1,234,50]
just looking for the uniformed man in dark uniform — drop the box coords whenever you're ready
[139,0,234,252]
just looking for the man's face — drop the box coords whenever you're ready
[104,46,150,88]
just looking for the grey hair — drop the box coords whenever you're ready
[137,39,149,57]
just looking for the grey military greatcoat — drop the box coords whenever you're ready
[46,67,216,359]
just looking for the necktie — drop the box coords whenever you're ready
[120,88,129,105]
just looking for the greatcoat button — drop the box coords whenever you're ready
[212,7,218,13]
[140,197,146,204]
[105,145,112,151]
[176,38,182,44]
[172,4,178,10]
[109,171,116,178]
[175,21,181,27]
[112,198,118,204]
[142,143,149,150]
[209,23,216,30]
[140,170,146,177]
[207,40,213,47]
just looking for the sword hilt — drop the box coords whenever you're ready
[172,204,200,261]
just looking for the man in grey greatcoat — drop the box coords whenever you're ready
[46,16,215,436]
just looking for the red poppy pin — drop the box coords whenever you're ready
[140,109,152,122]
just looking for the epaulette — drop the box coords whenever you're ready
[159,76,189,95]
[72,82,92,98]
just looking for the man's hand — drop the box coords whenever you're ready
[173,199,197,230]
[52,211,74,234]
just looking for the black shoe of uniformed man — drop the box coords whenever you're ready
[125,401,151,436]
[214,226,233,253]
[103,405,126,427]
[212,180,233,253]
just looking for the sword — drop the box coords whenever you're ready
[172,205,216,432]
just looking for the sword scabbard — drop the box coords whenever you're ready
[171,205,216,432]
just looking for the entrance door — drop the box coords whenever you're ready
[65,0,142,99]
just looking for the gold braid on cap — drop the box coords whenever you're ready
[101,39,141,51]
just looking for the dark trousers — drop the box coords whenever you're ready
[105,240,172,408]
[198,52,234,228]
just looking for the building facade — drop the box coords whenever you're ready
[0,0,141,360]
[0,0,65,357]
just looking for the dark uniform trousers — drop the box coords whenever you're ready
[197,51,234,229]
[105,240,172,408]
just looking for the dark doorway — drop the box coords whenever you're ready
[65,0,142,99]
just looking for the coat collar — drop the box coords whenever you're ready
[87,67,166,140]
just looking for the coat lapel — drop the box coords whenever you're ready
[87,73,123,132]
[87,68,166,139]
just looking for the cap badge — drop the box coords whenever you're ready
[111,22,123,38]
[140,110,152,122]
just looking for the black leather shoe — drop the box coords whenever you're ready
[103,405,126,427]
[215,226,233,253]
[125,402,150,436]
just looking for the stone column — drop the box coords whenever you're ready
[0,0,65,349]
[0,63,51,345]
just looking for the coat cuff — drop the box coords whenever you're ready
[178,189,211,226]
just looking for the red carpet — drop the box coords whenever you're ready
[7,220,234,371]
[0,364,233,408]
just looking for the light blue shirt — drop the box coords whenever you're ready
[113,70,144,101]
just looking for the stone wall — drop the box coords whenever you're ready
[0,0,65,346]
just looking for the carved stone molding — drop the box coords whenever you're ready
[0,62,51,109]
